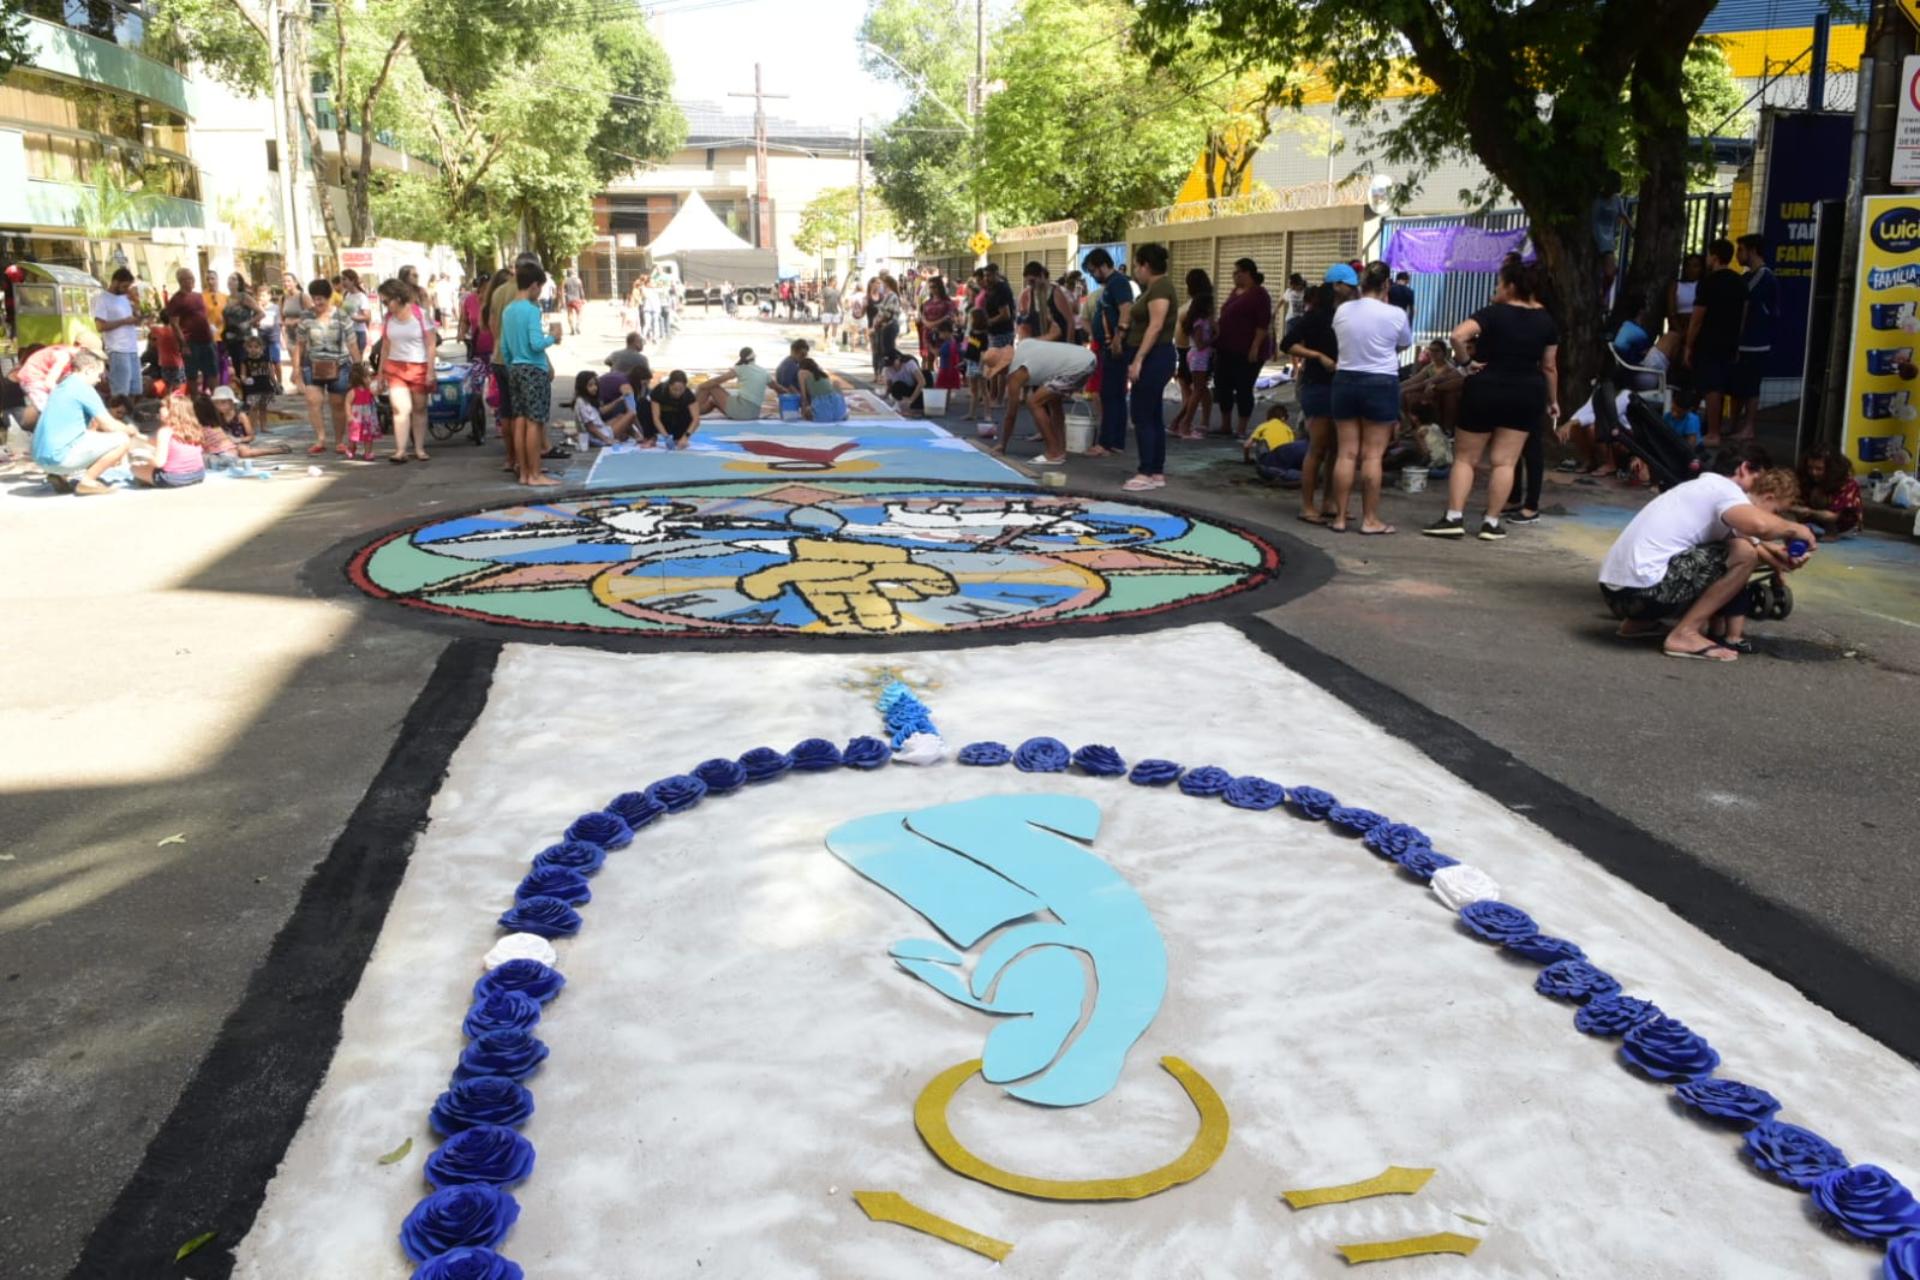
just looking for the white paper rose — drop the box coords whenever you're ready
[1430,864,1501,912]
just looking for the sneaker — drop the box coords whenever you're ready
[1478,520,1507,541]
[45,474,74,495]
[1422,515,1466,538]
[1505,509,1541,525]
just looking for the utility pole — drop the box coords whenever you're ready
[729,65,788,253]
[972,0,987,266]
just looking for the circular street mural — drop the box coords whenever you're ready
[347,479,1283,638]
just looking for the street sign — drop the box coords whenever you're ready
[1897,57,1920,186]
[1901,0,1920,33]
[967,231,992,256]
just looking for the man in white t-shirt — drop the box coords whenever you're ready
[1598,446,1816,662]
[984,338,1096,466]
[91,267,144,398]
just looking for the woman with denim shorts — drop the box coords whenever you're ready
[1329,262,1412,534]
[1283,272,1351,523]
[292,278,363,455]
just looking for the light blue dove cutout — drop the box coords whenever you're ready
[825,793,1167,1107]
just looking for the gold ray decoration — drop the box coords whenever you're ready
[1282,1164,1436,1209]
[1335,1232,1483,1264]
[851,1190,1014,1262]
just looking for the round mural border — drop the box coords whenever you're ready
[314,477,1332,652]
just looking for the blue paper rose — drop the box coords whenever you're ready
[1534,959,1621,1002]
[515,865,590,906]
[429,1076,534,1136]
[496,895,582,939]
[565,810,631,851]
[1574,994,1662,1037]
[738,746,792,783]
[791,738,843,771]
[461,991,542,1040]
[1177,766,1232,797]
[646,774,707,812]
[1326,805,1387,833]
[473,959,564,1006]
[606,790,664,831]
[1884,1233,1920,1280]
[424,1124,537,1189]
[842,735,891,769]
[958,741,1011,767]
[1363,822,1432,859]
[530,840,605,877]
[1287,786,1339,820]
[1128,758,1182,786]
[1812,1165,1920,1241]
[1395,846,1460,880]
[692,757,747,794]
[412,1246,525,1280]
[1673,1078,1782,1128]
[1013,737,1070,773]
[1620,1015,1721,1082]
[1072,744,1126,777]
[1458,900,1540,945]
[1504,933,1584,965]
[399,1184,520,1263]
[1223,775,1286,810]
[1744,1120,1851,1188]
[457,1029,549,1082]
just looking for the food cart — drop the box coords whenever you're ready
[5,262,104,350]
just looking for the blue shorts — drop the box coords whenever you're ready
[302,362,351,396]
[1297,381,1334,420]
[988,332,1014,350]
[1330,370,1401,423]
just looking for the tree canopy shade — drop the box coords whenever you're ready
[1135,0,1721,394]
[860,0,977,253]
[793,186,891,261]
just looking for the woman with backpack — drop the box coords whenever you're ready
[373,277,439,463]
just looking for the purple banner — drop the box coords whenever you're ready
[1385,226,1534,274]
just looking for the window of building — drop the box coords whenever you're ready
[2,69,199,201]
[22,0,151,53]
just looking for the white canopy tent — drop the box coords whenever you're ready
[644,191,755,256]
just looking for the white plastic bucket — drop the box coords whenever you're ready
[924,389,948,415]
[1400,466,1430,493]
[1065,420,1094,453]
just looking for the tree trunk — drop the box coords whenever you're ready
[1622,35,1693,332]
[1530,215,1609,413]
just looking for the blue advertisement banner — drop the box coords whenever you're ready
[1760,112,1853,381]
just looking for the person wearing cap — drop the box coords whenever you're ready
[1213,257,1274,438]
[983,337,1095,466]
[208,383,256,443]
[29,348,141,494]
[693,347,774,422]
[1329,261,1413,535]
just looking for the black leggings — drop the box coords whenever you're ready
[1212,349,1257,420]
[1519,427,1544,510]
[872,321,899,378]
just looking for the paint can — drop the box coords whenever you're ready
[1065,420,1094,454]
[1041,470,1067,487]
[924,389,948,416]
[1400,466,1430,494]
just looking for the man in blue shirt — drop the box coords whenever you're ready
[1084,247,1134,454]
[29,351,139,494]
[1728,233,1777,442]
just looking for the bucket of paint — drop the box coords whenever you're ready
[777,394,803,421]
[1400,466,1430,494]
[924,388,948,415]
[1066,420,1094,453]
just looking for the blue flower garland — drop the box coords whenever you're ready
[401,691,1920,1276]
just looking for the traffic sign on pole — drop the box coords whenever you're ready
[1895,56,1920,186]
[1900,0,1920,33]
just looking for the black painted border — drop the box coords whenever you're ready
[69,639,502,1280]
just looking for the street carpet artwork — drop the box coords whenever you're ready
[228,628,1920,1279]
[348,480,1281,637]
[579,418,1024,487]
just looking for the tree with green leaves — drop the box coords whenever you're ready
[320,0,413,246]
[1137,0,1722,394]
[0,2,30,82]
[794,186,892,267]
[860,0,978,253]
[73,160,158,280]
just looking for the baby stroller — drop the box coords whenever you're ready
[1589,378,1698,491]
[425,360,488,444]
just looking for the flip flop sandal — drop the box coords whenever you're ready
[1664,643,1736,662]
[1721,639,1756,655]
[1296,513,1328,525]
[388,455,409,464]
[1358,525,1397,536]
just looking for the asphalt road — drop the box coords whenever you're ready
[2,302,1917,1278]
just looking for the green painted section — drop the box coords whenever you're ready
[365,539,475,595]
[1076,573,1249,618]
[1153,521,1267,568]
[423,587,670,630]
[21,18,193,117]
